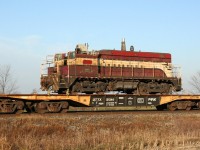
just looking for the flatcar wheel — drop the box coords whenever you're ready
[186,106,191,111]
[34,102,48,113]
[34,105,47,113]
[35,108,47,114]
[167,103,177,111]
[15,109,24,114]
[197,102,200,110]
[60,108,68,113]
[0,100,18,113]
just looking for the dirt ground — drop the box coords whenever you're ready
[0,110,200,150]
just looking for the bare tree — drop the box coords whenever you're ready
[190,71,200,94]
[0,65,18,94]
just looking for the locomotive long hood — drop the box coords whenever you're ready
[100,50,171,59]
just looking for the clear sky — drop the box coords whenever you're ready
[0,0,200,93]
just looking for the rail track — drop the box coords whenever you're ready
[1,94,200,114]
[0,109,200,118]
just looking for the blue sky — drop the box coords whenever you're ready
[0,0,200,93]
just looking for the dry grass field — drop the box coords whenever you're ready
[0,110,200,150]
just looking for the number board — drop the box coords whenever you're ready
[90,95,160,107]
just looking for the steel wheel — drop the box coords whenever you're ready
[60,108,68,113]
[167,103,177,111]
[186,106,191,111]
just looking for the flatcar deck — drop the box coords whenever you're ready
[0,94,200,113]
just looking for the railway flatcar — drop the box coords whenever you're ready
[40,39,181,94]
[0,94,200,114]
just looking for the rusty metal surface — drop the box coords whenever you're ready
[159,95,200,105]
[1,94,200,105]
[1,94,200,114]
[0,94,91,106]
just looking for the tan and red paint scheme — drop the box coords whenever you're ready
[41,41,181,94]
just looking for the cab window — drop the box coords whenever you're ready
[68,52,75,59]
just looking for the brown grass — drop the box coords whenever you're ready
[0,111,200,150]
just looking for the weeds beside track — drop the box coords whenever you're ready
[0,111,200,150]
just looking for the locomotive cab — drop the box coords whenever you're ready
[75,43,88,54]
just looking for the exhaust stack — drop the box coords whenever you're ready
[121,38,126,51]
